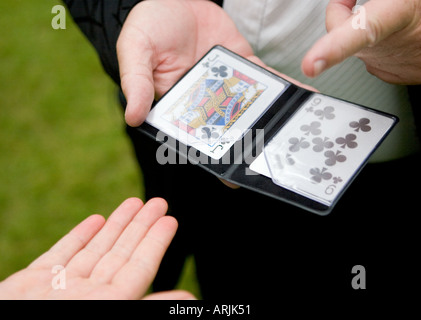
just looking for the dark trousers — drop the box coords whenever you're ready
[126,123,420,299]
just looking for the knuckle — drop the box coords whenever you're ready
[364,18,381,47]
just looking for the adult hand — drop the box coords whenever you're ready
[118,0,315,189]
[0,198,194,300]
[302,0,421,84]
[118,0,314,127]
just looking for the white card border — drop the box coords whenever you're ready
[146,47,288,159]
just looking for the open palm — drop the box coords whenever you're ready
[0,198,193,300]
[117,0,256,127]
[118,0,315,128]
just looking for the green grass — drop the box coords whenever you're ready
[0,0,200,298]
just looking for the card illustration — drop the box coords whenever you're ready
[161,61,267,147]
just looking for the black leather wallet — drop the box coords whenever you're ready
[137,46,398,215]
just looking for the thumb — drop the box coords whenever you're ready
[117,28,156,127]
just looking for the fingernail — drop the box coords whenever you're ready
[313,59,327,77]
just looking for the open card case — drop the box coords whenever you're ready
[137,46,398,215]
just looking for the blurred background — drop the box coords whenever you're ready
[0,0,198,297]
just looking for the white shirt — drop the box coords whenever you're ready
[224,0,420,162]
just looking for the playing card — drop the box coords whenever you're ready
[146,46,288,159]
[250,93,396,206]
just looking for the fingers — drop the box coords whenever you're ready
[325,0,357,32]
[65,198,144,277]
[302,0,414,77]
[29,197,175,301]
[28,214,106,269]
[89,198,169,283]
[117,26,156,127]
[219,178,241,189]
[143,290,196,300]
[112,214,178,299]
[116,0,197,127]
